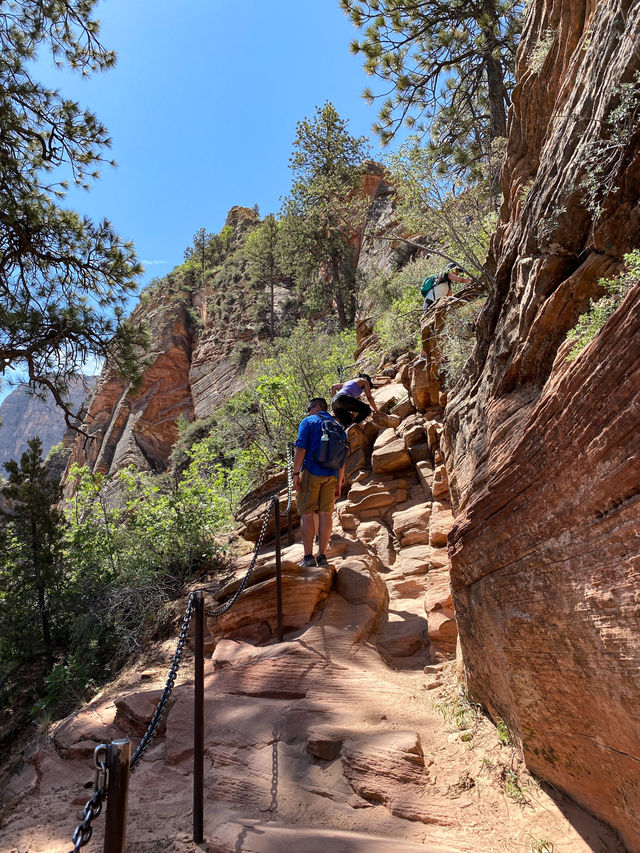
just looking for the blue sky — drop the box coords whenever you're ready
[1,0,402,402]
[41,0,392,290]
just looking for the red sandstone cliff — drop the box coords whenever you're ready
[444,1,640,848]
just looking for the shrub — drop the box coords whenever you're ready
[566,250,640,361]
[439,296,485,387]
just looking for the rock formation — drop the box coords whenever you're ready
[443,1,640,849]
[0,376,95,471]
[62,173,394,487]
[0,374,624,852]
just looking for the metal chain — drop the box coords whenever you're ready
[285,442,293,515]
[205,499,274,619]
[68,745,108,852]
[260,720,282,821]
[129,593,195,772]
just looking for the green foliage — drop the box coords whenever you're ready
[245,214,287,338]
[496,718,512,746]
[503,768,527,803]
[0,438,64,664]
[251,322,357,461]
[0,1,147,413]
[58,445,244,677]
[440,297,486,387]
[431,687,484,739]
[566,250,640,361]
[525,835,554,853]
[371,259,429,358]
[529,29,555,73]
[341,0,524,176]
[279,102,370,328]
[578,71,640,223]
[386,135,499,274]
[187,321,357,476]
[30,655,94,718]
[184,225,234,270]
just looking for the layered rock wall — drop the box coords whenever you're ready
[444,1,640,847]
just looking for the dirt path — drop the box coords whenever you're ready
[0,576,625,853]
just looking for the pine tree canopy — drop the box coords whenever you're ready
[280,102,370,328]
[341,0,524,173]
[0,0,147,425]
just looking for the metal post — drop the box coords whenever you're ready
[193,589,204,844]
[104,739,131,853]
[273,496,283,642]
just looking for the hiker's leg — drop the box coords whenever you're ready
[348,397,371,424]
[331,401,352,427]
[300,512,315,555]
[296,471,320,556]
[317,511,332,555]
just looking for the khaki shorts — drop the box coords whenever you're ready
[296,469,336,515]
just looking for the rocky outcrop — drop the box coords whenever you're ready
[64,177,395,485]
[208,376,457,665]
[443,1,640,848]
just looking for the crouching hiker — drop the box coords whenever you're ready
[293,398,348,568]
[330,373,379,429]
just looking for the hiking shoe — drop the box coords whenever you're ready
[316,554,329,567]
[299,554,317,568]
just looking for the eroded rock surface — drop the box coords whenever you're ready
[443,1,640,848]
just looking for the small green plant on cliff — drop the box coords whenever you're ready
[496,717,513,746]
[439,296,485,387]
[431,687,484,741]
[529,29,554,73]
[525,834,554,853]
[578,72,640,223]
[566,250,640,361]
[503,768,527,804]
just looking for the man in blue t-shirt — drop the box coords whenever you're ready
[293,397,346,568]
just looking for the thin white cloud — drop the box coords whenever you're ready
[141,259,170,265]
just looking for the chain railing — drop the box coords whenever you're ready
[129,593,195,771]
[69,745,108,852]
[68,594,195,851]
[204,498,274,620]
[68,459,295,851]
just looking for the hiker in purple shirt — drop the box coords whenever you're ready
[330,372,379,429]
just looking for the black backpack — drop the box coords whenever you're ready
[312,418,349,470]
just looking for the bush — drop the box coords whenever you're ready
[439,296,485,387]
[566,250,640,360]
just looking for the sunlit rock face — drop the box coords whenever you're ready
[443,0,640,848]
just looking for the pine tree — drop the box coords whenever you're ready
[279,103,370,328]
[0,438,64,666]
[245,215,285,338]
[341,0,524,176]
[0,1,147,424]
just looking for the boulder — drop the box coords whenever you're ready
[429,501,454,548]
[207,562,335,643]
[371,439,412,475]
[391,503,432,547]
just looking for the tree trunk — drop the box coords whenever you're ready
[31,514,52,664]
[331,254,347,328]
[482,0,508,140]
[270,278,275,339]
